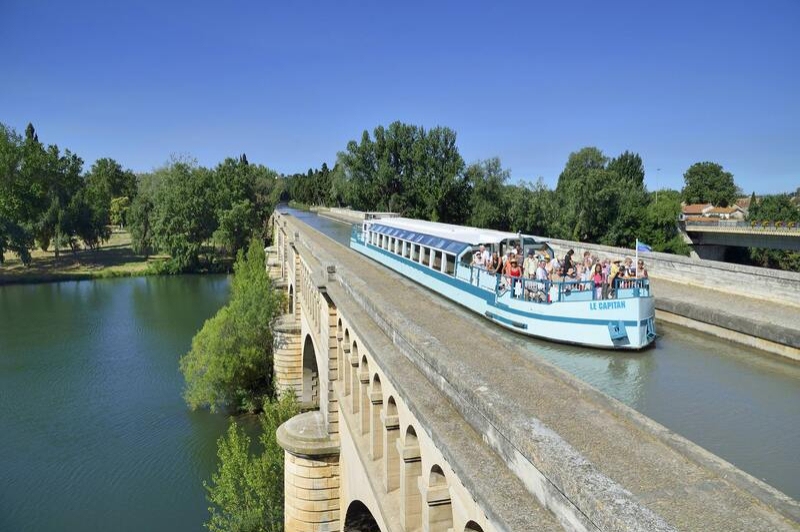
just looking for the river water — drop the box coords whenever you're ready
[288,208,800,500]
[0,275,237,532]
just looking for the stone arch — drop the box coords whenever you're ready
[464,521,484,532]
[369,374,384,459]
[301,334,319,406]
[400,426,422,531]
[343,500,381,532]
[359,355,370,434]
[429,464,447,487]
[424,465,453,532]
[383,396,401,493]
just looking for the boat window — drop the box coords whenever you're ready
[412,244,420,261]
[444,254,455,275]
[432,250,442,271]
[421,246,430,266]
[402,241,411,258]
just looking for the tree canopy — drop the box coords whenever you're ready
[681,162,738,206]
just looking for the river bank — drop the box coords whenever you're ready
[0,230,163,285]
[0,230,237,286]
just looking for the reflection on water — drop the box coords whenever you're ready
[286,207,800,500]
[0,276,235,532]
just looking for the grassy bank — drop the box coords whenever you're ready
[0,230,169,285]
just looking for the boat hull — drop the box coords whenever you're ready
[351,237,656,350]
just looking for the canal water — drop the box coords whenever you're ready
[289,208,800,500]
[0,275,241,532]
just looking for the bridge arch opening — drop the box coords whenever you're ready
[383,396,401,492]
[426,464,453,532]
[349,341,360,413]
[343,330,352,395]
[464,520,484,532]
[301,334,319,406]
[359,355,370,434]
[400,426,422,531]
[370,374,383,459]
[429,464,447,487]
[343,500,381,532]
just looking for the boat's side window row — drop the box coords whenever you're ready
[367,231,456,276]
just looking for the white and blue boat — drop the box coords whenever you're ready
[350,216,656,350]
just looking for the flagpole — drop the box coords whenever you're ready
[635,239,639,278]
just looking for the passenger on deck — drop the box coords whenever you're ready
[471,249,486,268]
[551,255,561,278]
[487,252,501,274]
[604,259,622,299]
[523,249,537,278]
[507,257,522,297]
[637,259,648,279]
[480,245,490,265]
[563,249,575,276]
[592,264,603,299]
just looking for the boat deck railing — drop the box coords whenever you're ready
[495,275,650,303]
[455,262,650,304]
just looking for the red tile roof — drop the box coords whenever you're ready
[682,203,712,215]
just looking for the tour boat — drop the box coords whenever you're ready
[350,216,656,350]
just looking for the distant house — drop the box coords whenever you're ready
[679,203,745,222]
[679,203,712,221]
[706,205,746,220]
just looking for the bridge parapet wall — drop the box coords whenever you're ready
[545,238,800,308]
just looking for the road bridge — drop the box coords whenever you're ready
[267,210,799,532]
[680,220,800,259]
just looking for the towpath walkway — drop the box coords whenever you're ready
[651,277,800,357]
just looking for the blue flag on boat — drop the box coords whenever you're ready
[636,239,652,252]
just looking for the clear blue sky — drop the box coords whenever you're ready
[1,1,798,194]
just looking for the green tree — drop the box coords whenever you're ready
[110,196,131,228]
[681,162,737,206]
[607,151,645,187]
[0,124,34,264]
[466,157,509,230]
[204,394,298,532]
[747,194,800,270]
[639,189,690,254]
[150,160,219,271]
[180,239,283,413]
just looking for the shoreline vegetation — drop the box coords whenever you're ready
[180,240,295,531]
[0,229,164,285]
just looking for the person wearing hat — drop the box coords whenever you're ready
[604,259,622,299]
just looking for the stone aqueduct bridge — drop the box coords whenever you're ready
[266,211,799,532]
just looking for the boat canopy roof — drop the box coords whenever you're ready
[367,217,549,255]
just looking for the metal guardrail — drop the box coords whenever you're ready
[684,219,800,233]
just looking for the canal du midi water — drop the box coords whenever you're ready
[288,207,800,501]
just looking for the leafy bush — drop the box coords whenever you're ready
[181,239,284,413]
[205,394,298,532]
